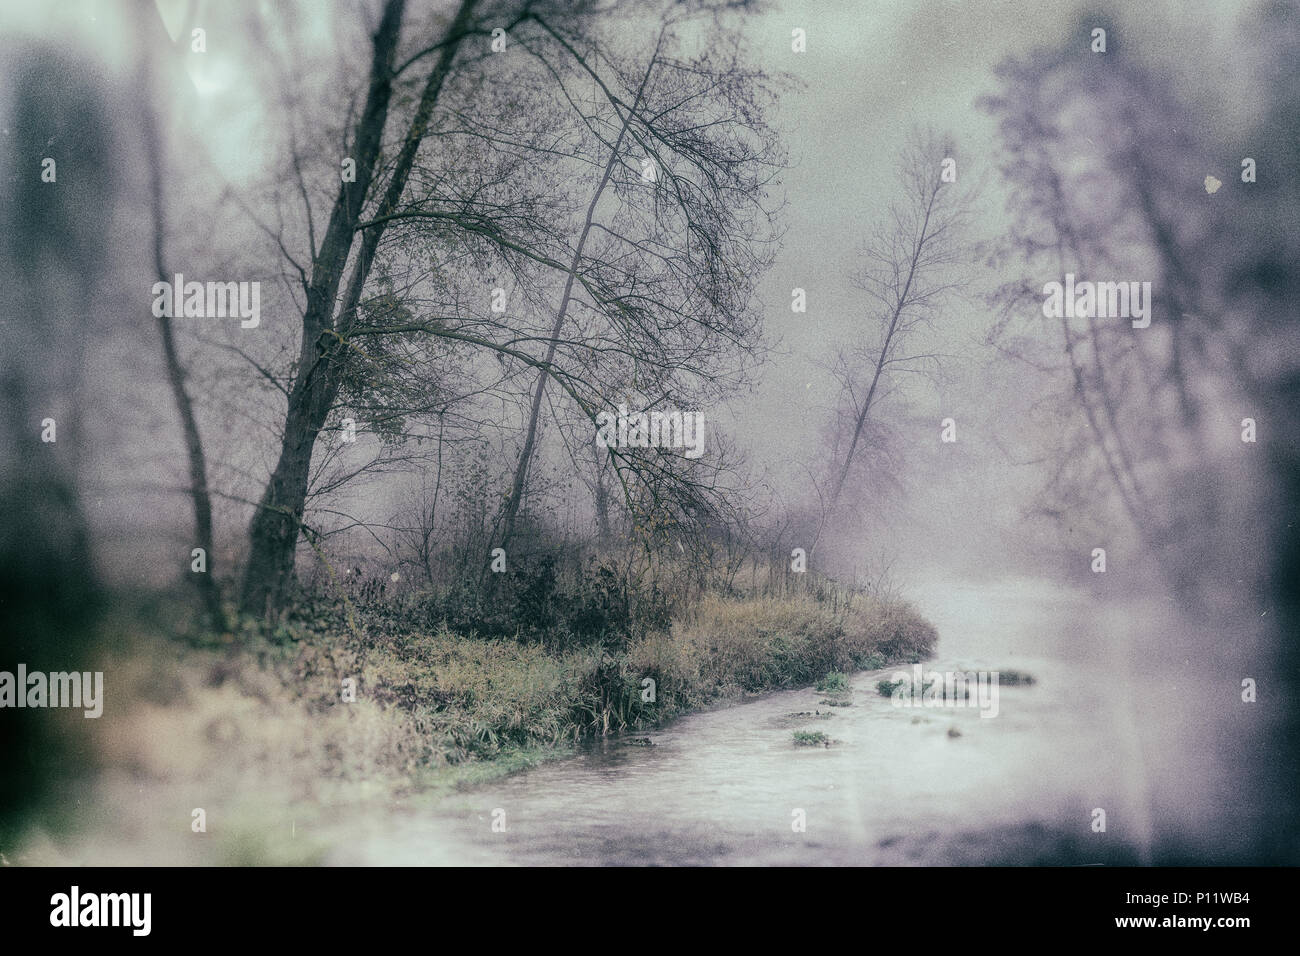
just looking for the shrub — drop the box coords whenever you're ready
[793,730,831,747]
[877,678,905,697]
[815,671,850,693]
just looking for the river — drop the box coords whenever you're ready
[327,573,1269,865]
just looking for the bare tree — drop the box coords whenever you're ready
[827,130,969,517]
[136,2,226,629]
[496,25,668,554]
[240,0,484,616]
[233,0,784,616]
[982,33,1225,567]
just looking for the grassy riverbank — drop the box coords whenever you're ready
[4,589,936,864]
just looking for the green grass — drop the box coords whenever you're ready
[876,678,905,697]
[792,730,832,747]
[815,671,850,693]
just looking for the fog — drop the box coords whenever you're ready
[1,0,1296,866]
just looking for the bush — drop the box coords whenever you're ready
[793,730,831,747]
[876,678,905,697]
[671,594,937,695]
[815,671,850,693]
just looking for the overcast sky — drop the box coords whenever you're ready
[0,0,1273,580]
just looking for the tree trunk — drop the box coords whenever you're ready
[241,380,338,616]
[830,182,940,514]
[593,435,612,545]
[138,32,227,630]
[240,0,479,616]
[497,40,662,554]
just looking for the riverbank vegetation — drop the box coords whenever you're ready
[0,567,934,862]
[104,564,936,787]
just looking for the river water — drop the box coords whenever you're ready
[328,574,1271,865]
